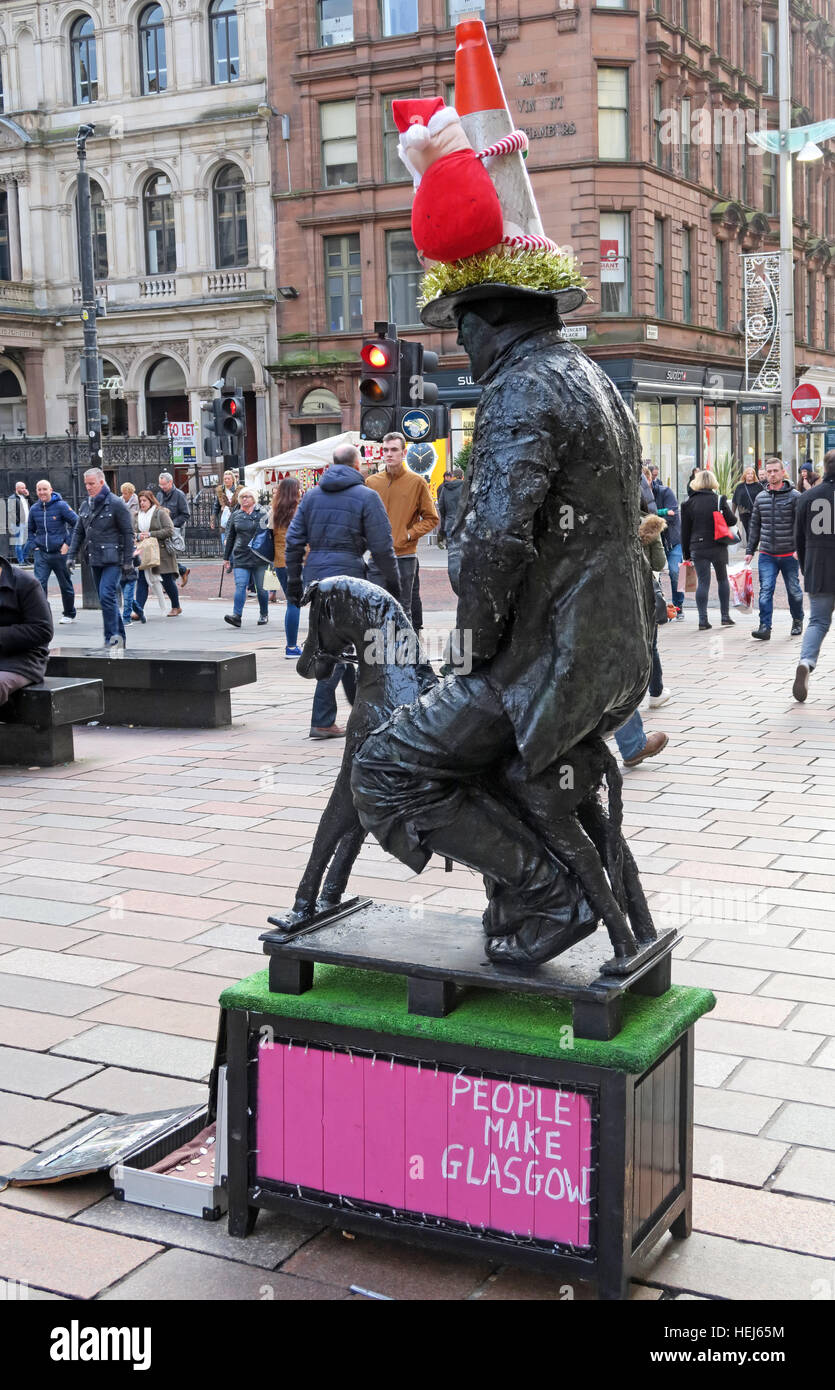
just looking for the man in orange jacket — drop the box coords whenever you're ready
[365,432,439,625]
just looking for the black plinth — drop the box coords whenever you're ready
[260,904,677,1042]
[46,649,257,728]
[0,676,104,766]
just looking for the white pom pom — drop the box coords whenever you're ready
[403,123,431,150]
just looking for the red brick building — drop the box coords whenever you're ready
[267,1,835,489]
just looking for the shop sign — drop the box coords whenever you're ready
[600,238,624,283]
[739,402,769,414]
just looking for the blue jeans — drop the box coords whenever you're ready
[800,593,835,668]
[91,563,126,644]
[273,566,300,647]
[14,542,26,564]
[233,565,268,618]
[33,549,76,617]
[613,710,645,763]
[665,542,683,609]
[311,661,357,730]
[758,554,804,629]
[121,573,137,619]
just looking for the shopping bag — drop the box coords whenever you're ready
[262,567,280,592]
[683,562,698,594]
[137,536,160,570]
[728,562,753,610]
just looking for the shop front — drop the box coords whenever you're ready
[426,367,481,465]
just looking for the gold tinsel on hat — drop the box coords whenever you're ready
[418,247,588,309]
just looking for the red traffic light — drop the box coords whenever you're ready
[361,342,393,370]
[226,399,238,414]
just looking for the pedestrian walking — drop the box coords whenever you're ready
[66,468,135,647]
[651,474,684,617]
[7,482,30,564]
[286,442,400,739]
[640,464,658,515]
[681,469,738,631]
[639,512,672,707]
[792,450,835,701]
[731,466,764,548]
[270,477,302,658]
[798,462,821,492]
[745,457,805,640]
[437,468,465,547]
[156,472,191,589]
[0,552,53,704]
[212,470,242,547]
[223,488,270,628]
[365,432,438,626]
[26,479,78,625]
[120,481,140,523]
[131,491,182,621]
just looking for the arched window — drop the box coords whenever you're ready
[210,0,239,85]
[71,15,97,105]
[213,164,248,268]
[143,173,176,275]
[76,179,108,280]
[139,4,167,94]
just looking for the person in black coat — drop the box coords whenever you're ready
[732,467,764,547]
[67,469,135,646]
[680,470,737,630]
[745,458,804,639]
[793,450,835,700]
[0,553,53,703]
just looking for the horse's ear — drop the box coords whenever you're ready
[300,581,318,609]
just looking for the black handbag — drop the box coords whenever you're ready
[653,575,668,624]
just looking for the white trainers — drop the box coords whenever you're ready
[649,688,672,708]
[58,615,76,624]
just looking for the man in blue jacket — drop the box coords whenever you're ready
[67,469,135,647]
[286,443,401,739]
[27,480,78,625]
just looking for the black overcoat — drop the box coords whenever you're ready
[796,477,835,594]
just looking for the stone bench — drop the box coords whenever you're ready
[0,676,104,766]
[46,649,258,728]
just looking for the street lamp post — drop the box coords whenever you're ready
[76,123,102,611]
[778,0,796,472]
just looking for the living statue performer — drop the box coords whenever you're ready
[349,23,655,967]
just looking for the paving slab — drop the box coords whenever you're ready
[0,1206,161,1299]
[0,1008,90,1052]
[692,1177,835,1257]
[0,948,135,988]
[78,995,220,1042]
[728,1058,835,1107]
[693,1128,789,1186]
[99,1247,350,1301]
[51,1024,214,1081]
[765,1103,835,1150]
[0,1175,111,1219]
[53,1066,207,1114]
[694,1087,781,1135]
[0,1091,89,1147]
[773,1148,835,1201]
[635,1229,833,1300]
[0,975,116,1018]
[695,1017,823,1064]
[281,1227,495,1301]
[0,1046,100,1099]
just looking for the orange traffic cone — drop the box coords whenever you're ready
[455,18,546,243]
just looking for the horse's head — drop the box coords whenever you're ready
[297,576,401,682]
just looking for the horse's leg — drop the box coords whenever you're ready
[577,796,656,945]
[319,822,367,908]
[546,815,639,960]
[290,766,357,918]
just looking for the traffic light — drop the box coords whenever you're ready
[215,389,245,459]
[395,340,448,444]
[359,322,400,441]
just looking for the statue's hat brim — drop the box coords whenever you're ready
[419,282,588,330]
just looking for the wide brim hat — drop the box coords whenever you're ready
[420,281,588,330]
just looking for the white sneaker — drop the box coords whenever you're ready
[59,615,76,624]
[649,688,672,708]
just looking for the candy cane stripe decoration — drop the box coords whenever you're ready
[478,129,529,161]
[502,233,560,252]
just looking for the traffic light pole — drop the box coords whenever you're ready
[76,123,102,612]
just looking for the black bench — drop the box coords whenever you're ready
[46,649,258,728]
[0,676,104,766]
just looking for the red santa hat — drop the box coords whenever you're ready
[393,97,461,186]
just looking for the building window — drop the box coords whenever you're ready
[0,57,4,113]
[654,217,665,318]
[381,0,418,38]
[76,179,108,281]
[71,15,97,105]
[681,0,689,29]
[762,20,776,96]
[653,82,665,169]
[826,178,831,237]
[210,0,239,85]
[714,134,723,195]
[386,229,421,326]
[600,211,630,314]
[810,61,816,117]
[325,233,362,332]
[715,240,725,329]
[680,96,691,179]
[318,0,354,46]
[682,226,692,324]
[636,398,698,499]
[0,192,10,281]
[740,136,748,205]
[805,166,813,225]
[447,2,485,25]
[139,4,167,94]
[597,68,628,161]
[213,164,248,268]
[763,151,777,214]
[597,0,627,6]
[383,91,419,183]
[144,172,177,275]
[321,101,358,187]
[807,270,815,343]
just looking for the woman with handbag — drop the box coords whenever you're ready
[732,466,764,546]
[222,488,270,628]
[680,470,738,630]
[131,491,182,620]
[271,477,302,657]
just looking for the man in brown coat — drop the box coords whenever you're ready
[365,432,439,625]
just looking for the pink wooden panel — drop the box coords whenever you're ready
[322,1048,364,1198]
[255,1040,284,1182]
[488,1079,535,1238]
[282,1043,324,1189]
[533,1087,588,1245]
[364,1057,406,1208]
[404,1063,449,1220]
[576,1093,593,1249]
[445,1070,492,1230]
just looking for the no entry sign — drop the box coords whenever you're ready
[791,383,822,424]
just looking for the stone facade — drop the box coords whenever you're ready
[0,0,278,466]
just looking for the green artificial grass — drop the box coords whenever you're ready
[220,964,714,1074]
